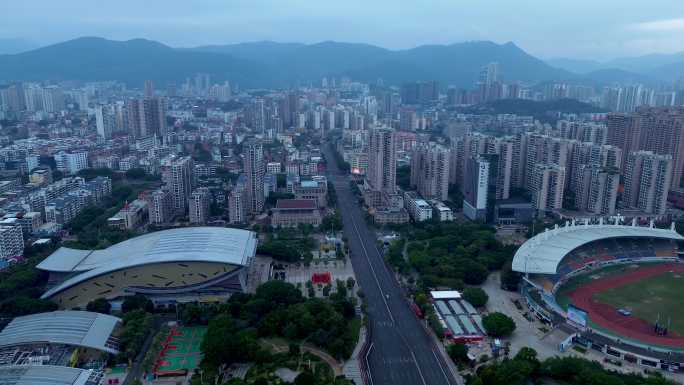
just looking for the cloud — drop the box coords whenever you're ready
[632,17,684,32]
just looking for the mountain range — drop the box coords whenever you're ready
[0,37,682,89]
[547,52,684,81]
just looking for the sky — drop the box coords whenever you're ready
[1,0,684,60]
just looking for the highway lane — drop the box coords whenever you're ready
[324,145,462,385]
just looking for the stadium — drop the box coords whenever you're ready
[38,227,257,309]
[512,219,684,372]
[0,310,121,385]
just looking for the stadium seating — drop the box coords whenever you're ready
[556,238,676,276]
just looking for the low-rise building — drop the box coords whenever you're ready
[406,197,432,222]
[0,224,24,260]
[271,199,322,227]
[430,200,453,221]
[294,176,328,207]
[108,199,149,230]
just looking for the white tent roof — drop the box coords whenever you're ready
[512,222,683,275]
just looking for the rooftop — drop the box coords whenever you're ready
[0,311,121,354]
[0,365,94,385]
[38,227,258,299]
[512,220,684,275]
[275,199,317,210]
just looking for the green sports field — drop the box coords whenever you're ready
[593,272,684,335]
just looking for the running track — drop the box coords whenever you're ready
[568,263,684,348]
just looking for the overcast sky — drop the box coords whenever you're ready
[2,0,684,60]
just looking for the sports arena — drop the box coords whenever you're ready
[38,227,257,309]
[513,219,684,371]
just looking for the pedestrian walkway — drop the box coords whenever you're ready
[342,325,367,385]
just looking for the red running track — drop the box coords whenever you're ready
[568,263,684,348]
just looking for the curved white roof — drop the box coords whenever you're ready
[0,311,121,354]
[0,365,94,385]
[512,222,684,275]
[39,227,257,299]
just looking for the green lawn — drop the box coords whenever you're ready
[554,263,665,311]
[593,272,684,335]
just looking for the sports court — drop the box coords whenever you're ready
[154,326,207,377]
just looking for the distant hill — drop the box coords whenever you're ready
[548,52,684,82]
[546,58,604,74]
[194,40,573,87]
[0,38,39,55]
[581,68,654,85]
[0,37,575,88]
[0,37,271,87]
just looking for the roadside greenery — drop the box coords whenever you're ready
[462,287,489,308]
[199,281,359,363]
[470,347,677,385]
[116,310,154,364]
[389,222,516,290]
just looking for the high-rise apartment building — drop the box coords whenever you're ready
[228,178,248,224]
[576,166,620,215]
[161,156,194,215]
[244,140,265,214]
[367,128,397,193]
[495,138,514,200]
[95,105,115,140]
[189,187,211,224]
[410,143,450,201]
[463,157,489,221]
[623,151,673,215]
[126,97,168,140]
[530,164,565,212]
[147,189,173,224]
[607,108,684,189]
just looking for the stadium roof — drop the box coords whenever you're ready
[0,365,94,385]
[512,221,684,275]
[38,227,257,299]
[0,311,121,354]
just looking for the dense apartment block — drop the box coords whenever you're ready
[623,151,673,215]
[410,142,450,201]
[367,128,397,194]
[531,164,565,212]
[189,187,211,224]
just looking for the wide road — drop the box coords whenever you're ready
[324,145,462,385]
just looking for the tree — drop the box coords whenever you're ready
[86,298,111,314]
[346,277,356,291]
[294,372,316,385]
[255,281,303,307]
[482,312,516,337]
[500,260,522,291]
[462,287,489,308]
[202,315,260,366]
[396,165,411,190]
[447,343,469,364]
[125,168,147,179]
[122,295,153,313]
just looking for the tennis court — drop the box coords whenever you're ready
[154,326,207,376]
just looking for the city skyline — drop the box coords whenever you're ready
[1,0,684,60]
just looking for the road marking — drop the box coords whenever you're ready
[347,196,395,324]
[365,342,374,385]
[432,348,455,385]
[410,349,428,385]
